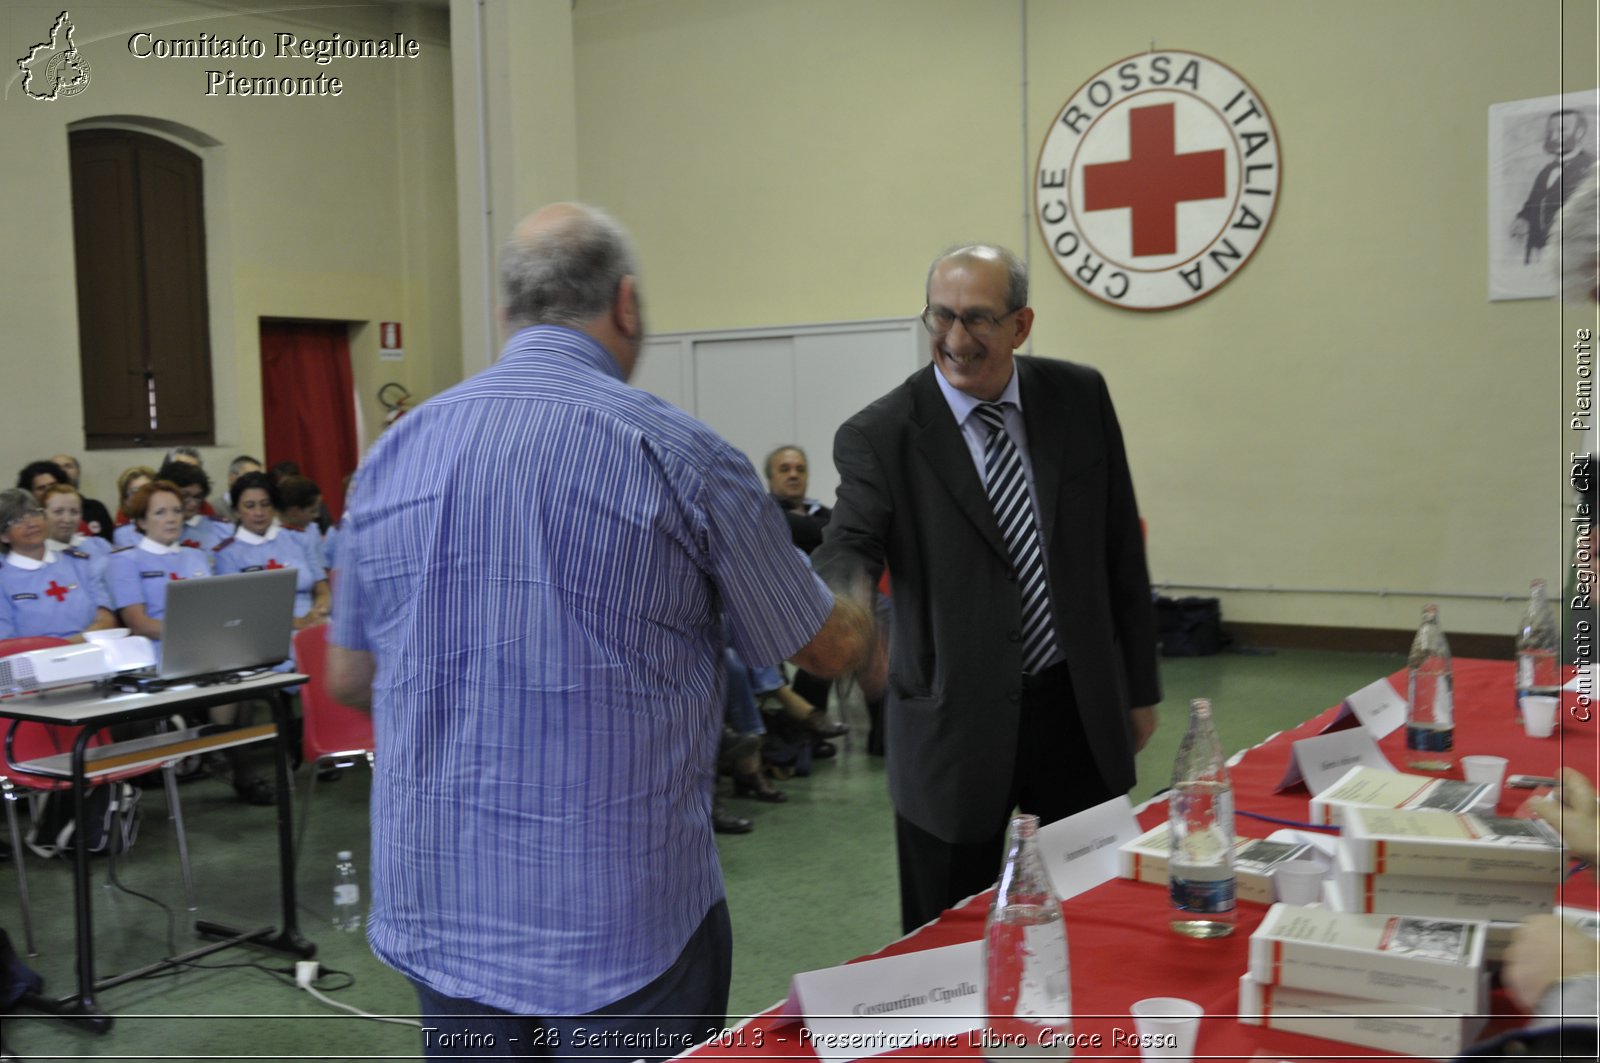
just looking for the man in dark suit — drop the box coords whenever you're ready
[812,244,1161,932]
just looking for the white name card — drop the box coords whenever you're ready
[1337,676,1407,739]
[784,940,982,1063]
[1035,794,1140,899]
[1291,728,1392,795]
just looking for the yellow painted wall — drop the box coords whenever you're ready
[574,0,1595,634]
[0,0,456,506]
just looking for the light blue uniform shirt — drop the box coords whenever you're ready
[0,549,112,639]
[331,325,833,1016]
[213,525,326,618]
[105,539,212,626]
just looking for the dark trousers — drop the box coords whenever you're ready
[894,662,1114,933]
[412,899,731,1062]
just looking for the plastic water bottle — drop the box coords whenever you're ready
[1516,579,1560,717]
[1169,698,1236,938]
[983,814,1072,1059]
[1406,604,1455,770]
[332,850,362,932]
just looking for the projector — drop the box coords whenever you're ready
[0,638,156,695]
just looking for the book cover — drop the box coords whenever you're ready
[1238,974,1487,1060]
[1341,806,1564,884]
[1309,766,1489,827]
[1248,902,1486,1011]
[1330,848,1555,921]
[1117,823,1311,904]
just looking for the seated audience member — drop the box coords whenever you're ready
[111,466,157,548]
[721,649,787,806]
[42,483,112,593]
[214,472,329,629]
[764,446,853,742]
[0,489,116,641]
[16,460,69,504]
[106,480,271,805]
[50,453,114,541]
[158,461,231,553]
[765,445,830,554]
[217,454,264,521]
[164,446,203,468]
[276,474,330,537]
[320,473,356,572]
[105,480,212,640]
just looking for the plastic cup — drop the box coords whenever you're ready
[1129,996,1202,1061]
[1461,755,1509,808]
[1520,695,1558,738]
[1273,859,1326,906]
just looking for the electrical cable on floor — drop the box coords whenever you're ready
[297,961,420,1027]
[106,847,180,960]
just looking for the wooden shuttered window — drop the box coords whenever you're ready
[69,129,214,448]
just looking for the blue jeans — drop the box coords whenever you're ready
[412,899,731,1061]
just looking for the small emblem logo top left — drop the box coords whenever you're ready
[18,11,91,101]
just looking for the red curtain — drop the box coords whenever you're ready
[259,320,358,522]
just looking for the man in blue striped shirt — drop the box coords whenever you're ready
[328,203,871,1058]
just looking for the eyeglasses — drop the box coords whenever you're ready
[920,305,1022,339]
[5,508,45,529]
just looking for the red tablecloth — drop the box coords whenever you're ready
[691,660,1600,1062]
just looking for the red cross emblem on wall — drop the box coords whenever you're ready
[1034,50,1280,310]
[44,580,70,603]
[1081,103,1225,257]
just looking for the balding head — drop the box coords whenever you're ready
[926,244,1028,311]
[500,202,645,376]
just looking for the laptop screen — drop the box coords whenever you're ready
[158,568,298,679]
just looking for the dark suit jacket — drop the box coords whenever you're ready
[812,356,1161,844]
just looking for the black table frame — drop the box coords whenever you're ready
[1,673,316,1032]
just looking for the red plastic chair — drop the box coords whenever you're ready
[292,624,374,864]
[0,636,196,955]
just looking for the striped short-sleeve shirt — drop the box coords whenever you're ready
[330,326,833,1016]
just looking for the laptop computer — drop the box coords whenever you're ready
[157,568,298,681]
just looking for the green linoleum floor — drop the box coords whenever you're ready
[1,647,1403,1060]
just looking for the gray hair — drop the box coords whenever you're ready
[501,207,641,332]
[228,454,262,478]
[1560,172,1600,305]
[926,244,1028,311]
[0,489,39,551]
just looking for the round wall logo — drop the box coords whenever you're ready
[1035,51,1279,311]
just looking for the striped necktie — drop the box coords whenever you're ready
[975,402,1058,674]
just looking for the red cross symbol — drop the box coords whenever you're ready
[44,580,70,603]
[1081,102,1226,257]
[181,538,201,550]
[265,558,284,570]
[169,572,186,581]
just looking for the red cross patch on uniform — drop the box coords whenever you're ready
[1036,50,1281,310]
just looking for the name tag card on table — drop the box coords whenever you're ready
[1330,677,1407,738]
[784,941,982,1063]
[1276,728,1393,795]
[1035,794,1141,899]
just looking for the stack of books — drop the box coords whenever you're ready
[1240,903,1489,1058]
[1116,822,1313,903]
[1309,766,1491,828]
[1327,805,1563,923]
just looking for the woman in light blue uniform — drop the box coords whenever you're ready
[0,489,116,641]
[42,483,113,601]
[105,481,212,639]
[160,460,233,554]
[110,466,157,550]
[213,472,330,625]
